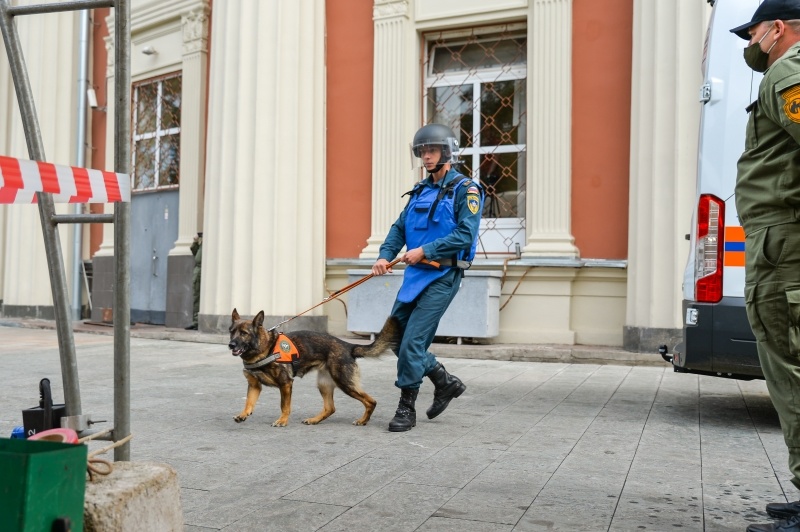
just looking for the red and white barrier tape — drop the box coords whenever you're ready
[0,155,130,204]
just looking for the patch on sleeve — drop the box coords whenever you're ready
[782,85,800,123]
[467,185,480,195]
[467,193,480,215]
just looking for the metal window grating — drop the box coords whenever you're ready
[424,25,527,256]
[131,73,181,191]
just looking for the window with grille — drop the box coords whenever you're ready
[423,25,527,256]
[131,73,182,191]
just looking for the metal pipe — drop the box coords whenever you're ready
[72,9,90,321]
[7,1,114,17]
[114,0,131,461]
[0,0,82,417]
[53,213,114,224]
[77,427,113,443]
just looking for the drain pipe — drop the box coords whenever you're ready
[72,9,90,321]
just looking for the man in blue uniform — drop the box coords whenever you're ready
[372,123,483,432]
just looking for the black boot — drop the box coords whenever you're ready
[388,388,418,432]
[768,500,800,519]
[747,514,800,532]
[425,362,466,419]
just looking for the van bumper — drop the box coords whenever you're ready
[670,297,762,380]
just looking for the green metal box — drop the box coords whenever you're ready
[0,437,87,532]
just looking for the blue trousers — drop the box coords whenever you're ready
[391,268,461,389]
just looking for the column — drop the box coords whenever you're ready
[202,0,326,331]
[360,0,414,258]
[165,5,210,328]
[624,0,708,350]
[522,0,579,258]
[96,34,116,259]
[0,27,12,303]
[1,6,78,318]
[171,5,209,255]
[90,33,117,322]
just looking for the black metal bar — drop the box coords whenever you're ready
[52,213,115,224]
[7,0,114,17]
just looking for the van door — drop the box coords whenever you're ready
[672,0,761,379]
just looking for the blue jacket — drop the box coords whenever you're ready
[379,169,483,302]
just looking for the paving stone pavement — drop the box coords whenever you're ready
[0,324,794,531]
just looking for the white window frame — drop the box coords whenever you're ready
[131,74,181,192]
[424,28,527,256]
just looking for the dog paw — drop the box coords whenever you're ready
[352,419,369,426]
[234,414,249,423]
[302,418,320,425]
[271,419,288,427]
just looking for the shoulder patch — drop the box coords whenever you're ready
[467,193,480,215]
[467,185,480,195]
[782,85,800,123]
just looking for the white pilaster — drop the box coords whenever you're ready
[360,0,415,258]
[170,5,209,257]
[203,0,326,316]
[626,0,708,332]
[1,7,78,307]
[522,0,579,259]
[97,34,116,258]
[0,28,11,301]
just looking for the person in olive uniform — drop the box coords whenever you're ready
[186,232,202,330]
[372,124,483,432]
[730,2,800,530]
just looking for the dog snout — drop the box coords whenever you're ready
[228,340,237,350]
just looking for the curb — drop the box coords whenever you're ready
[0,318,669,368]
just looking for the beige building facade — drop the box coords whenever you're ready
[0,0,710,351]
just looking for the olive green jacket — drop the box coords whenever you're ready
[736,42,800,234]
[190,238,202,270]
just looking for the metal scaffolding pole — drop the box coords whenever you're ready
[0,0,130,460]
[113,0,131,461]
[0,0,82,419]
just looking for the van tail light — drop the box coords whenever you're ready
[695,194,725,303]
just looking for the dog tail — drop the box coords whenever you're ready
[353,316,401,358]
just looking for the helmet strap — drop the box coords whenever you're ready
[429,163,445,176]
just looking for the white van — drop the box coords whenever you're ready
[668,0,763,379]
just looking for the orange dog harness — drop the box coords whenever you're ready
[272,334,299,364]
[242,333,300,371]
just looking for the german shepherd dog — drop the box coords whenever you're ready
[228,309,400,427]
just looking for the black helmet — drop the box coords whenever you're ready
[410,123,459,168]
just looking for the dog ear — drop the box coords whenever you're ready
[253,310,265,329]
[231,308,240,322]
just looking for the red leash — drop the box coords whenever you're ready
[267,257,439,331]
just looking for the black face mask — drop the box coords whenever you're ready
[744,26,777,73]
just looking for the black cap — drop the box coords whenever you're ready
[730,0,800,40]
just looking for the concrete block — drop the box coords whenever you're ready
[84,461,183,531]
[165,254,194,328]
[347,269,501,339]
